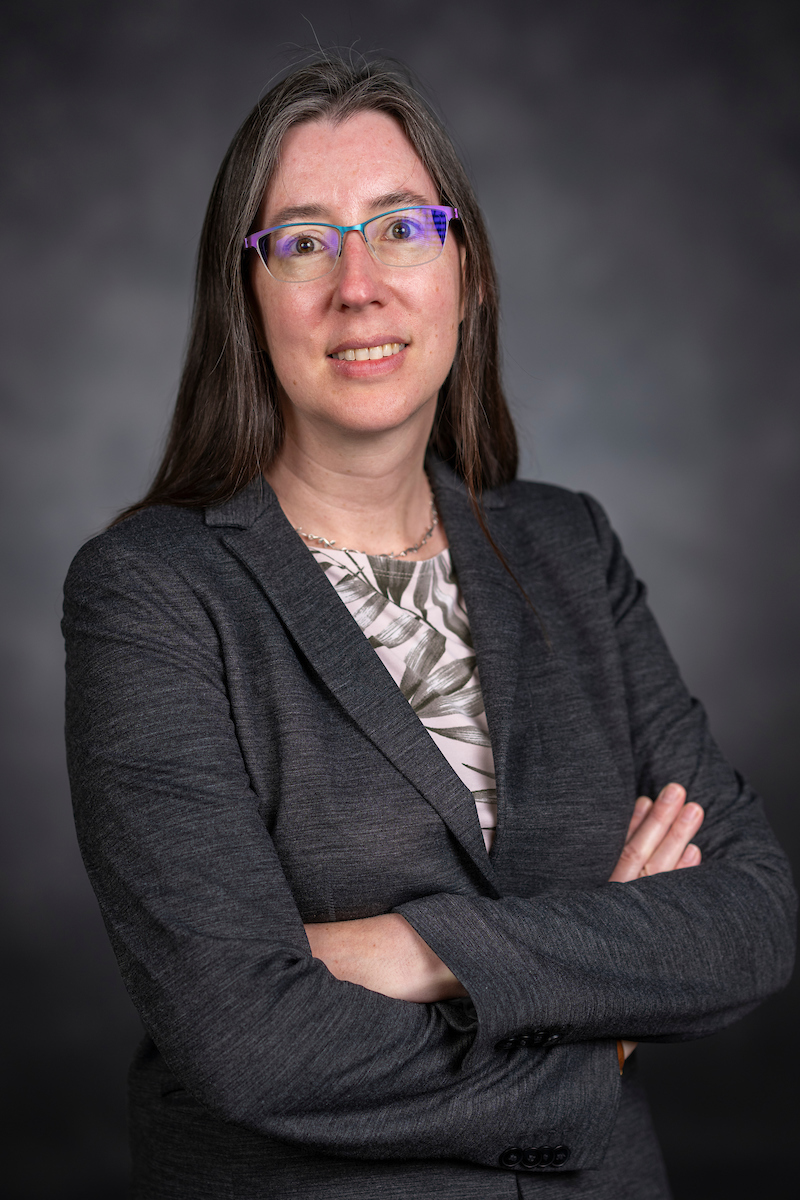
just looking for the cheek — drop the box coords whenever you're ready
[431,257,465,334]
[261,295,317,371]
[429,284,462,360]
[249,260,321,360]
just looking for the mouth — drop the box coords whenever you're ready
[329,342,406,362]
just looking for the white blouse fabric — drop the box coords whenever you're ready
[308,546,497,851]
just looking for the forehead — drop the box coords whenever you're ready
[261,110,438,223]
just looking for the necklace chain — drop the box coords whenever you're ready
[296,497,439,560]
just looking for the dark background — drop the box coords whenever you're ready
[1,1,798,1197]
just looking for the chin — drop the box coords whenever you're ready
[315,395,437,436]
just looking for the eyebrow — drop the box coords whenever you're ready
[265,191,435,228]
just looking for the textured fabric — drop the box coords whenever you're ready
[514,1057,672,1199]
[309,545,497,848]
[62,456,796,1199]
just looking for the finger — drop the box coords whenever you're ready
[624,796,653,842]
[676,843,702,869]
[641,803,704,876]
[610,783,687,882]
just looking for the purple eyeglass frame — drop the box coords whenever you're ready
[243,205,459,281]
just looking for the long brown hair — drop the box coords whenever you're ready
[118,55,517,522]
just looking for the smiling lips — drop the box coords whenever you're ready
[332,342,406,361]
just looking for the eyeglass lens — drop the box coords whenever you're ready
[258,207,452,282]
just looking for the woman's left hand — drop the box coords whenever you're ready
[304,912,468,1002]
[608,782,704,883]
[610,782,704,1062]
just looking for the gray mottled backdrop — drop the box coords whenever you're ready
[1,1,797,1197]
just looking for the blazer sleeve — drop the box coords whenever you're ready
[396,493,796,1059]
[63,534,621,1169]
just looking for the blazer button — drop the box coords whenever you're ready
[539,1146,555,1166]
[552,1145,571,1166]
[499,1147,523,1168]
[495,1037,518,1051]
[521,1147,543,1169]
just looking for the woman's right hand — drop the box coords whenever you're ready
[304,913,468,1003]
[609,782,703,884]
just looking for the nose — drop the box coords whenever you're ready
[331,228,386,309]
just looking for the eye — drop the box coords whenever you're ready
[388,219,413,241]
[373,212,430,244]
[272,228,332,259]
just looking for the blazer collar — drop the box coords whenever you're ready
[205,462,530,897]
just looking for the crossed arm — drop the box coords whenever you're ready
[305,781,703,1031]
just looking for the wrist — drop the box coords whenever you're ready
[395,914,468,1001]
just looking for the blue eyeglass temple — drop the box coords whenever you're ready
[243,206,459,253]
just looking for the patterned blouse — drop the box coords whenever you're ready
[309,546,497,851]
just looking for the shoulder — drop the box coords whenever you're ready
[428,457,615,569]
[486,482,621,600]
[430,456,604,537]
[489,479,611,546]
[65,504,209,593]
[489,477,595,517]
[65,476,273,595]
[61,508,228,653]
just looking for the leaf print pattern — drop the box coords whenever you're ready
[410,656,475,712]
[370,557,417,605]
[425,725,492,747]
[431,564,472,643]
[368,610,419,649]
[398,627,447,701]
[350,591,387,631]
[465,763,495,779]
[333,574,374,605]
[412,560,433,615]
[309,544,498,852]
[415,685,484,718]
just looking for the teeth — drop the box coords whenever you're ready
[335,342,404,361]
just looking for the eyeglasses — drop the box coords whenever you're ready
[243,205,459,283]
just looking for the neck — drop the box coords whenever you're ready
[265,415,448,560]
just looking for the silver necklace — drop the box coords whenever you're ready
[296,497,439,560]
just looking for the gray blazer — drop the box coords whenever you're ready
[63,457,795,1200]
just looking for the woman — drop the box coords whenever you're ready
[63,57,795,1199]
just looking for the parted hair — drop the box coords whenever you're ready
[120,55,517,521]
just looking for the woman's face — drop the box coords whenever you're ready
[249,110,464,448]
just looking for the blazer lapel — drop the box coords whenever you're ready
[427,460,545,831]
[207,477,500,897]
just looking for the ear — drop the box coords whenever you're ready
[457,243,484,322]
[458,242,468,323]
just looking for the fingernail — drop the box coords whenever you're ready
[662,783,683,805]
